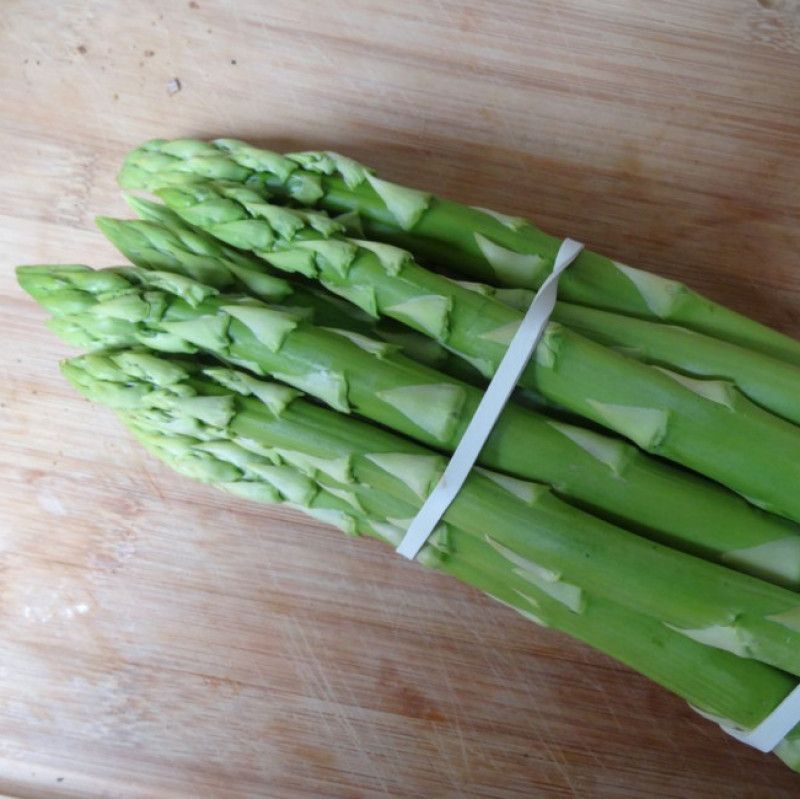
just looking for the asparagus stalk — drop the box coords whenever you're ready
[134,180,800,524]
[19,262,800,588]
[58,350,800,758]
[118,138,800,366]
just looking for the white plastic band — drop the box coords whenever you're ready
[722,682,800,752]
[396,238,584,560]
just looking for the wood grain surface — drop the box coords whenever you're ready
[2,1,800,796]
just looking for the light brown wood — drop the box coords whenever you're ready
[2,1,800,795]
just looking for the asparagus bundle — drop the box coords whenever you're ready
[19,262,800,587]
[119,138,800,365]
[56,348,800,771]
[111,179,800,523]
[18,136,800,773]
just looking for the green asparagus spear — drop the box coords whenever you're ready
[118,138,800,366]
[19,262,800,587]
[58,349,800,757]
[130,180,800,523]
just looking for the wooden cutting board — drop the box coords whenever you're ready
[2,1,800,796]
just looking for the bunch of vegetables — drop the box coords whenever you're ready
[18,138,800,771]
